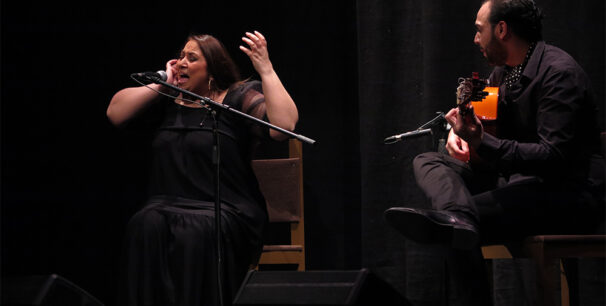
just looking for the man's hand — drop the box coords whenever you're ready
[444,106,484,149]
[445,129,470,162]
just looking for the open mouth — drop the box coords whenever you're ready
[177,73,190,85]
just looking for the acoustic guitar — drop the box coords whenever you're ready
[454,72,499,164]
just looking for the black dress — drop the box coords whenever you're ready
[120,81,269,306]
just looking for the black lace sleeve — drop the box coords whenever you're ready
[226,80,270,139]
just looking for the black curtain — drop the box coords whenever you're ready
[2,0,604,304]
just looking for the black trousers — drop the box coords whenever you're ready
[405,152,602,305]
[412,151,600,244]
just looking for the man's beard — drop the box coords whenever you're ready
[484,34,507,66]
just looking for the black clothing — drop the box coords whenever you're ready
[120,81,270,306]
[410,42,602,305]
[414,41,602,234]
[413,152,599,244]
[479,41,600,186]
[150,81,269,241]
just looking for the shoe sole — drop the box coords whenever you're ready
[384,207,477,250]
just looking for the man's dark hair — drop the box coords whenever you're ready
[486,0,543,42]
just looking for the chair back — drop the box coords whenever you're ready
[251,139,305,270]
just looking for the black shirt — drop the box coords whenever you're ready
[477,41,600,185]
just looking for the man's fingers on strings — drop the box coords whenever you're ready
[444,108,458,127]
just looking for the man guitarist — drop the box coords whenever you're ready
[385,0,602,301]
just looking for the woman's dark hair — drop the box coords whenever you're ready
[486,0,543,42]
[187,34,241,93]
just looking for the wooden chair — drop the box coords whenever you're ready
[481,133,606,306]
[482,235,606,306]
[251,139,305,271]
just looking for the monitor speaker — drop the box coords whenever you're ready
[1,274,104,306]
[233,268,407,305]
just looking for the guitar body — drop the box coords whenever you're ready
[471,86,498,121]
[469,86,499,167]
[472,86,499,136]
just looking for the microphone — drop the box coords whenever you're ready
[131,70,167,82]
[384,128,432,144]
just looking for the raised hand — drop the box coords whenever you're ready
[239,31,273,76]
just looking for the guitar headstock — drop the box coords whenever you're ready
[456,72,489,116]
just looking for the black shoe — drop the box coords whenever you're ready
[384,207,478,250]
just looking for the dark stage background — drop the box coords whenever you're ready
[1,0,604,304]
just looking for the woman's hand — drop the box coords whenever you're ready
[445,129,470,162]
[240,31,273,77]
[239,31,298,140]
[165,59,178,86]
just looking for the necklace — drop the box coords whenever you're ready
[504,42,536,89]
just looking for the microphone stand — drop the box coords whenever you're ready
[420,112,449,153]
[417,111,447,131]
[384,112,449,153]
[134,74,315,306]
